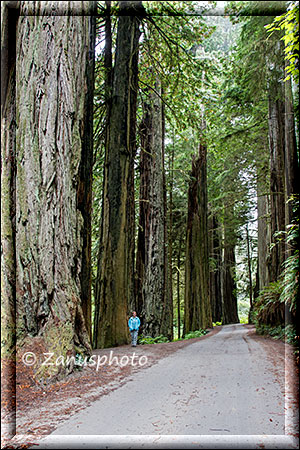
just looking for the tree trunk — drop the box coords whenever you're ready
[246,224,253,309]
[184,140,212,334]
[284,78,299,227]
[1,0,18,436]
[208,213,222,323]
[94,1,143,348]
[14,1,95,382]
[256,154,271,292]
[222,207,239,325]
[78,8,96,341]
[93,0,112,348]
[177,237,183,339]
[136,79,170,338]
[268,80,286,282]
[160,98,173,340]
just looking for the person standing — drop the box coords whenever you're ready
[128,311,140,347]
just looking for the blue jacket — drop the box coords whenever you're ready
[128,316,140,331]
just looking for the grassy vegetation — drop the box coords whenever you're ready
[255,324,298,346]
[138,328,207,345]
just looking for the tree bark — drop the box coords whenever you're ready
[208,214,222,323]
[94,1,143,348]
[93,0,112,348]
[135,79,170,338]
[1,0,19,435]
[184,139,212,334]
[246,224,253,309]
[222,207,239,325]
[160,98,173,340]
[177,237,183,339]
[14,1,95,381]
[268,79,286,282]
[284,78,299,227]
[78,9,96,341]
[256,154,270,293]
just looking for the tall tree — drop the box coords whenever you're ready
[284,78,299,227]
[135,80,171,338]
[222,205,240,324]
[93,1,144,348]
[256,152,271,293]
[78,4,96,341]
[184,137,212,334]
[208,213,222,323]
[93,0,113,348]
[1,0,18,436]
[267,70,286,283]
[1,1,96,383]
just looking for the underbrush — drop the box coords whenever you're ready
[256,323,298,345]
[183,329,207,339]
[256,323,299,364]
[138,328,207,345]
[138,334,170,345]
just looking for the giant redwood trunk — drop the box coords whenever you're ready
[3,1,96,383]
[208,214,222,323]
[256,155,271,293]
[135,80,171,338]
[222,206,239,325]
[93,0,112,348]
[184,140,212,334]
[93,1,143,348]
[268,79,286,283]
[78,7,96,341]
[160,97,173,339]
[284,79,299,227]
[1,1,18,435]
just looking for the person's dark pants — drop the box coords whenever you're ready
[130,330,138,346]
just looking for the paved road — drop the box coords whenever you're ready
[33,324,298,448]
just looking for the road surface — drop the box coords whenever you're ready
[32,324,298,449]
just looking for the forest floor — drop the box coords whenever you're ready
[1,324,299,449]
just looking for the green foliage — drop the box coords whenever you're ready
[138,329,208,344]
[279,198,299,316]
[238,298,250,324]
[138,334,170,345]
[252,197,299,328]
[183,329,207,339]
[251,281,284,325]
[256,324,298,346]
[265,0,299,83]
[213,321,222,326]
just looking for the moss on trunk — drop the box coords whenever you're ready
[11,1,95,382]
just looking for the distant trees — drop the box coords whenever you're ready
[221,0,299,330]
[92,1,214,345]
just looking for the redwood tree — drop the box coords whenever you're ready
[222,206,240,325]
[93,1,144,348]
[1,0,18,435]
[1,1,96,384]
[135,81,172,339]
[208,213,222,323]
[184,139,212,334]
